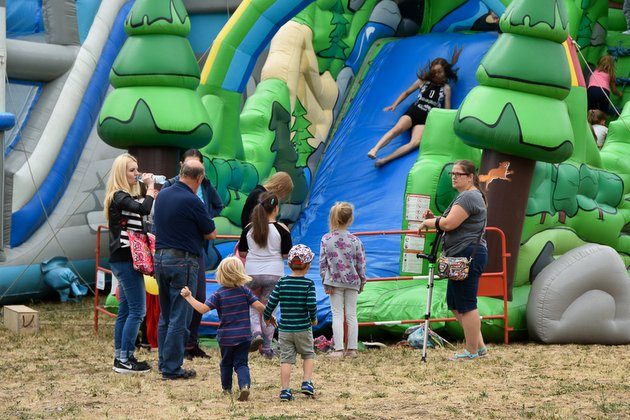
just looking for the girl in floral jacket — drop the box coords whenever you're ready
[320,202,366,358]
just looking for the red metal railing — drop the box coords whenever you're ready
[95,226,513,343]
[93,225,114,333]
[351,227,513,344]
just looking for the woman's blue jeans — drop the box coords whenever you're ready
[110,260,146,361]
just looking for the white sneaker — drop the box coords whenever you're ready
[622,30,630,35]
[327,350,344,358]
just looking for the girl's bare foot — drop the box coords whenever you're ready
[367,149,377,159]
[375,159,386,168]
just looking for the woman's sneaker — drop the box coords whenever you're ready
[300,380,315,396]
[448,349,479,362]
[113,356,151,374]
[279,389,293,402]
[185,345,211,360]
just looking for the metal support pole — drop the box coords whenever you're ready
[415,229,443,363]
[0,0,7,262]
[421,264,435,363]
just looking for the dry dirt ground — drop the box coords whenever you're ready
[1,301,629,419]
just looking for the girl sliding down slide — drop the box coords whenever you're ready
[368,47,462,167]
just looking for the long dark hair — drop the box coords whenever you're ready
[251,192,279,247]
[455,159,487,206]
[417,46,463,85]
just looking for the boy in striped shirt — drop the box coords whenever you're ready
[264,244,318,402]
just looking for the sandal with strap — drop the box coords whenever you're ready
[449,349,479,361]
[477,346,488,357]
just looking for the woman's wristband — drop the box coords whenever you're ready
[435,217,442,231]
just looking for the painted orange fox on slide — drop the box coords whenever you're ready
[479,161,514,190]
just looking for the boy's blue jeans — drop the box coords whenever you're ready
[110,260,146,361]
[219,341,251,390]
[155,249,198,375]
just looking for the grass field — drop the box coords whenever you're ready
[1,300,629,419]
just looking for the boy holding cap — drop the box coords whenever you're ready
[263,244,318,401]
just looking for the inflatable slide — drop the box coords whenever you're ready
[0,0,241,303]
[191,0,629,344]
[3,0,629,345]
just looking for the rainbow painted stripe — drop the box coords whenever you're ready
[564,37,586,88]
[200,0,314,93]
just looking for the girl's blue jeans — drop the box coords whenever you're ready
[220,341,251,391]
[110,260,146,361]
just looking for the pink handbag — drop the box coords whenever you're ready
[127,230,156,276]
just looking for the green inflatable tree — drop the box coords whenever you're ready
[318,0,349,60]
[270,102,308,204]
[98,0,212,175]
[454,0,574,298]
[290,98,315,168]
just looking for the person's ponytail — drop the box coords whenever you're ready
[251,192,279,247]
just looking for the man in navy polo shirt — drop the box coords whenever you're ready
[154,160,217,380]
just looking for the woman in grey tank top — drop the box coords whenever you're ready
[418,160,489,361]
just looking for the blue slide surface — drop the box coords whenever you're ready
[293,32,496,279]
[202,32,496,334]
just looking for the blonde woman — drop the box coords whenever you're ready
[104,153,156,373]
[240,172,294,227]
[319,202,366,358]
[181,257,275,402]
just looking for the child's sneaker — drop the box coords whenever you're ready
[237,386,250,402]
[249,334,263,352]
[327,350,344,358]
[279,389,293,402]
[300,380,315,396]
[260,349,277,359]
[345,350,359,358]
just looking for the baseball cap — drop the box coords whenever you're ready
[288,244,314,265]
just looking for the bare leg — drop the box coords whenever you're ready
[302,358,314,382]
[375,124,425,167]
[453,309,485,354]
[460,309,482,354]
[477,328,486,351]
[452,309,462,324]
[368,115,413,158]
[280,363,292,389]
